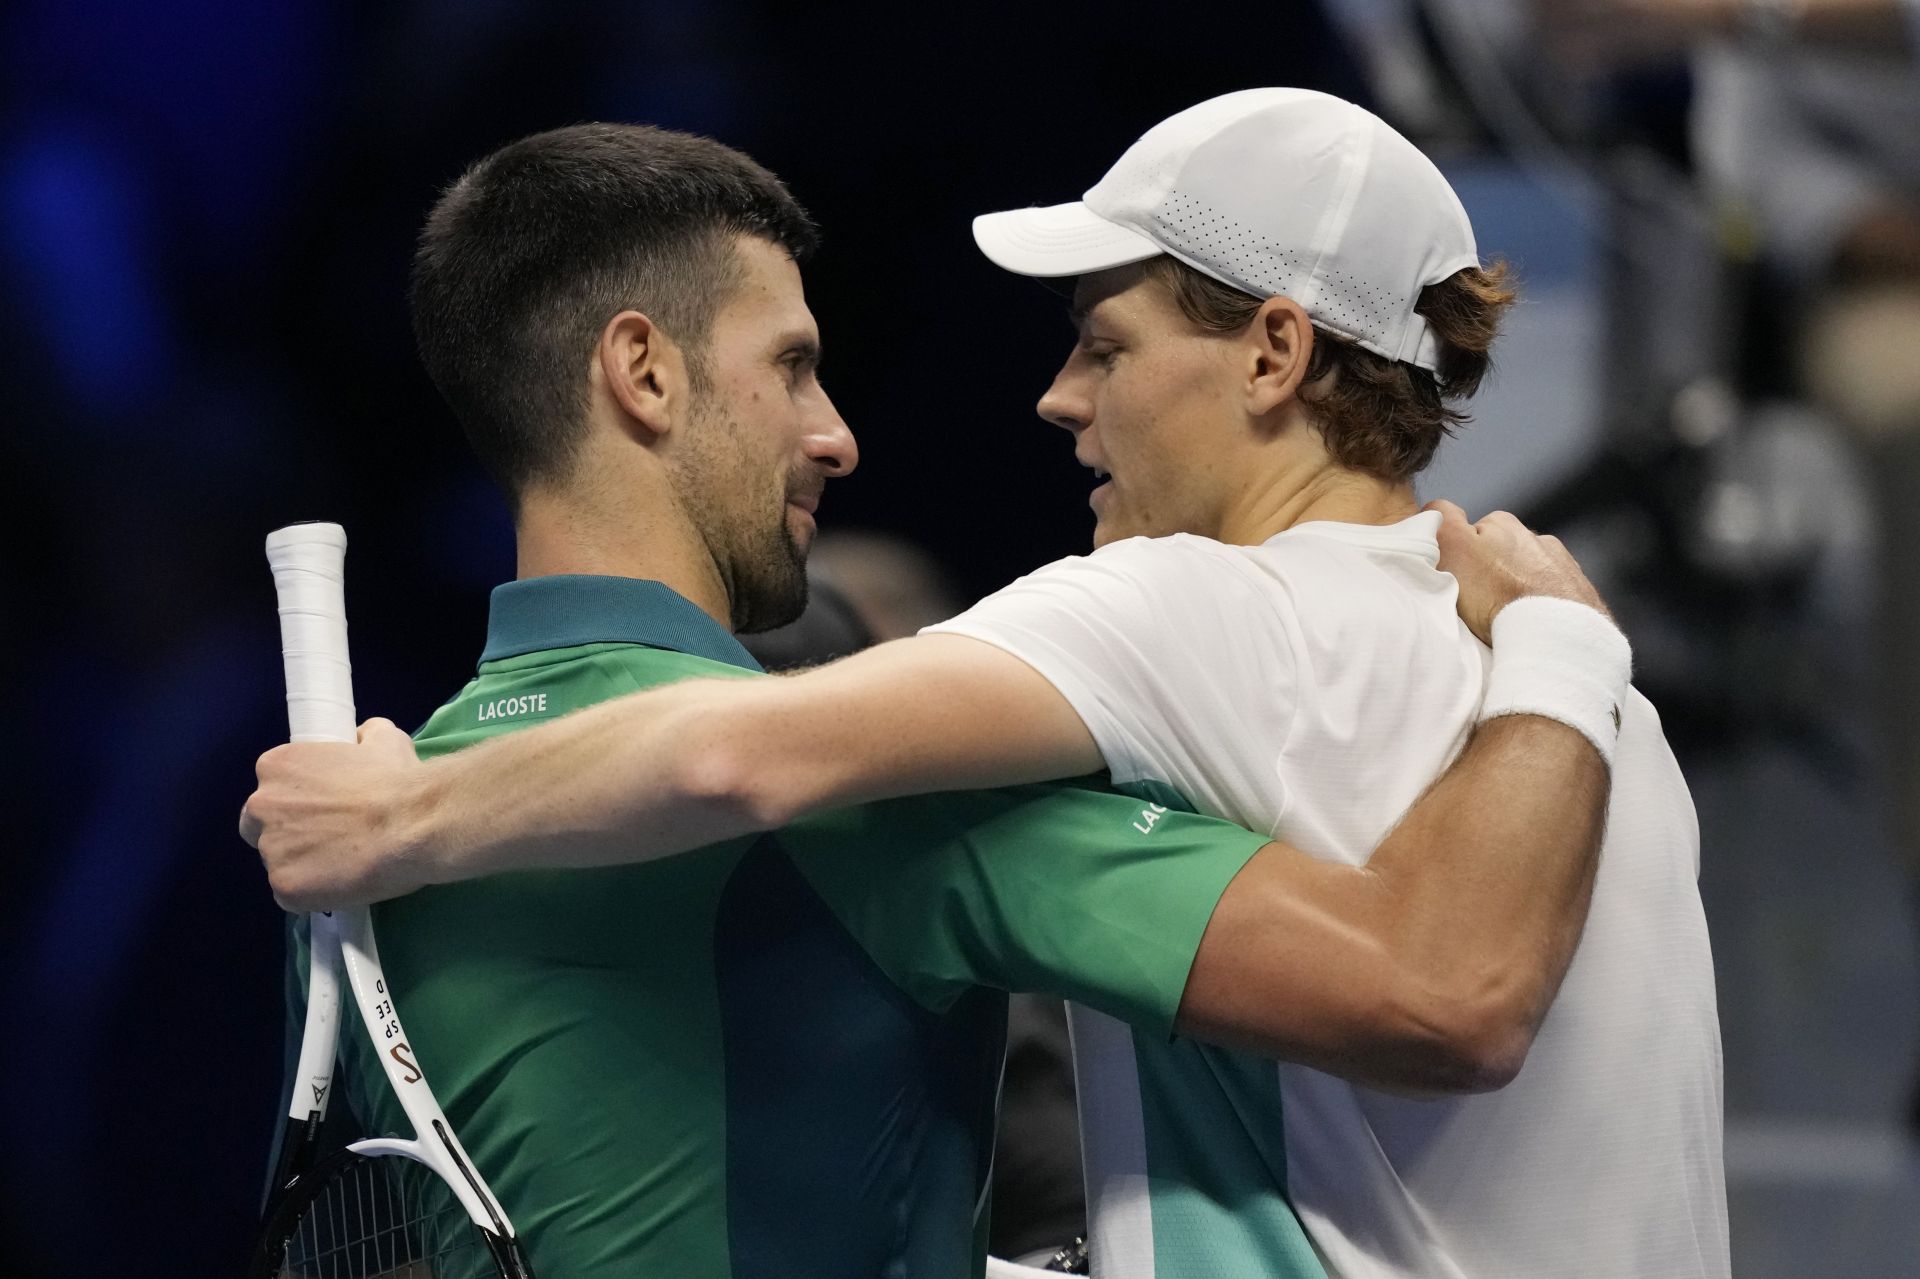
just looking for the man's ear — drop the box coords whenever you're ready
[596,310,686,440]
[1246,295,1315,417]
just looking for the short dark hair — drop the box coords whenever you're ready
[410,123,820,504]
[1143,256,1517,483]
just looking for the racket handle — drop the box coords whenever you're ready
[267,522,357,745]
[263,521,526,1254]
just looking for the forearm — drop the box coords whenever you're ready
[1357,596,1632,1063]
[1363,715,1610,1077]
[405,635,1104,884]
[408,679,793,882]
[1179,716,1608,1093]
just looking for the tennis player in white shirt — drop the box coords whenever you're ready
[246,90,1727,1277]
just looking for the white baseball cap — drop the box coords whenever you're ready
[972,88,1479,372]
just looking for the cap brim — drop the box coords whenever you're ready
[972,202,1163,278]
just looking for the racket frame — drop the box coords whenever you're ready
[257,522,527,1276]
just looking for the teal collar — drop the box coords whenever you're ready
[481,575,764,672]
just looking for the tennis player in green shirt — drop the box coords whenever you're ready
[246,122,1620,1278]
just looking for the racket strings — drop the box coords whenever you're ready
[278,1154,489,1279]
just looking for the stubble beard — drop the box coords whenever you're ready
[727,489,809,634]
[680,398,810,635]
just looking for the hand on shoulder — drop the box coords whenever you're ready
[1425,499,1611,645]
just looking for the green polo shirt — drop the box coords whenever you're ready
[311,574,1272,1278]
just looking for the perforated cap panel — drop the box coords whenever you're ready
[986,89,1479,371]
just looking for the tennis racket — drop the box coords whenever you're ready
[249,522,534,1279]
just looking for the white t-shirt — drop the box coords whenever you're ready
[927,512,1728,1279]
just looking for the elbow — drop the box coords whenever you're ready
[669,718,800,834]
[1413,986,1541,1095]
[1427,1009,1534,1094]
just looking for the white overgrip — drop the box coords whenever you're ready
[266,522,356,746]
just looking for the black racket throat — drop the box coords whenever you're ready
[250,1145,534,1279]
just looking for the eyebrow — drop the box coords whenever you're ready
[774,333,822,367]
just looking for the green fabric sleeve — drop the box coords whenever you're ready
[778,782,1270,1040]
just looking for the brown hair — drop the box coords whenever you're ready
[1143,256,1517,482]
[412,124,820,507]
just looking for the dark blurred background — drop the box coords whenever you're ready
[3,1,1916,1274]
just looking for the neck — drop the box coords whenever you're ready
[513,480,734,630]
[1216,450,1418,545]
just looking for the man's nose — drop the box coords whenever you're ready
[1037,369,1089,435]
[807,394,859,476]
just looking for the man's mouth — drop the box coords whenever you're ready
[1088,467,1112,512]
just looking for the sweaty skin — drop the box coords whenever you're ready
[245,503,1616,1093]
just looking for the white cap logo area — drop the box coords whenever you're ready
[972,88,1479,373]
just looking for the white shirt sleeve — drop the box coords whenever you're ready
[923,535,1299,826]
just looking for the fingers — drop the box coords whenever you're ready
[358,716,401,744]
[271,875,325,915]
[1473,509,1530,538]
[255,742,291,777]
[359,717,419,762]
[244,743,295,848]
[254,727,409,794]
[1425,500,1535,540]
[245,717,421,913]
[1426,498,1475,558]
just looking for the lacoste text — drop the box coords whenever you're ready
[479,693,550,722]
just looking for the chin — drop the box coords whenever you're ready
[1091,515,1139,549]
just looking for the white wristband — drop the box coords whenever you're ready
[1478,597,1633,766]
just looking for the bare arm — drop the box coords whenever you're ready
[246,630,1104,910]
[245,507,1622,1092]
[1179,714,1606,1094]
[254,701,1607,1095]
[246,503,1609,920]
